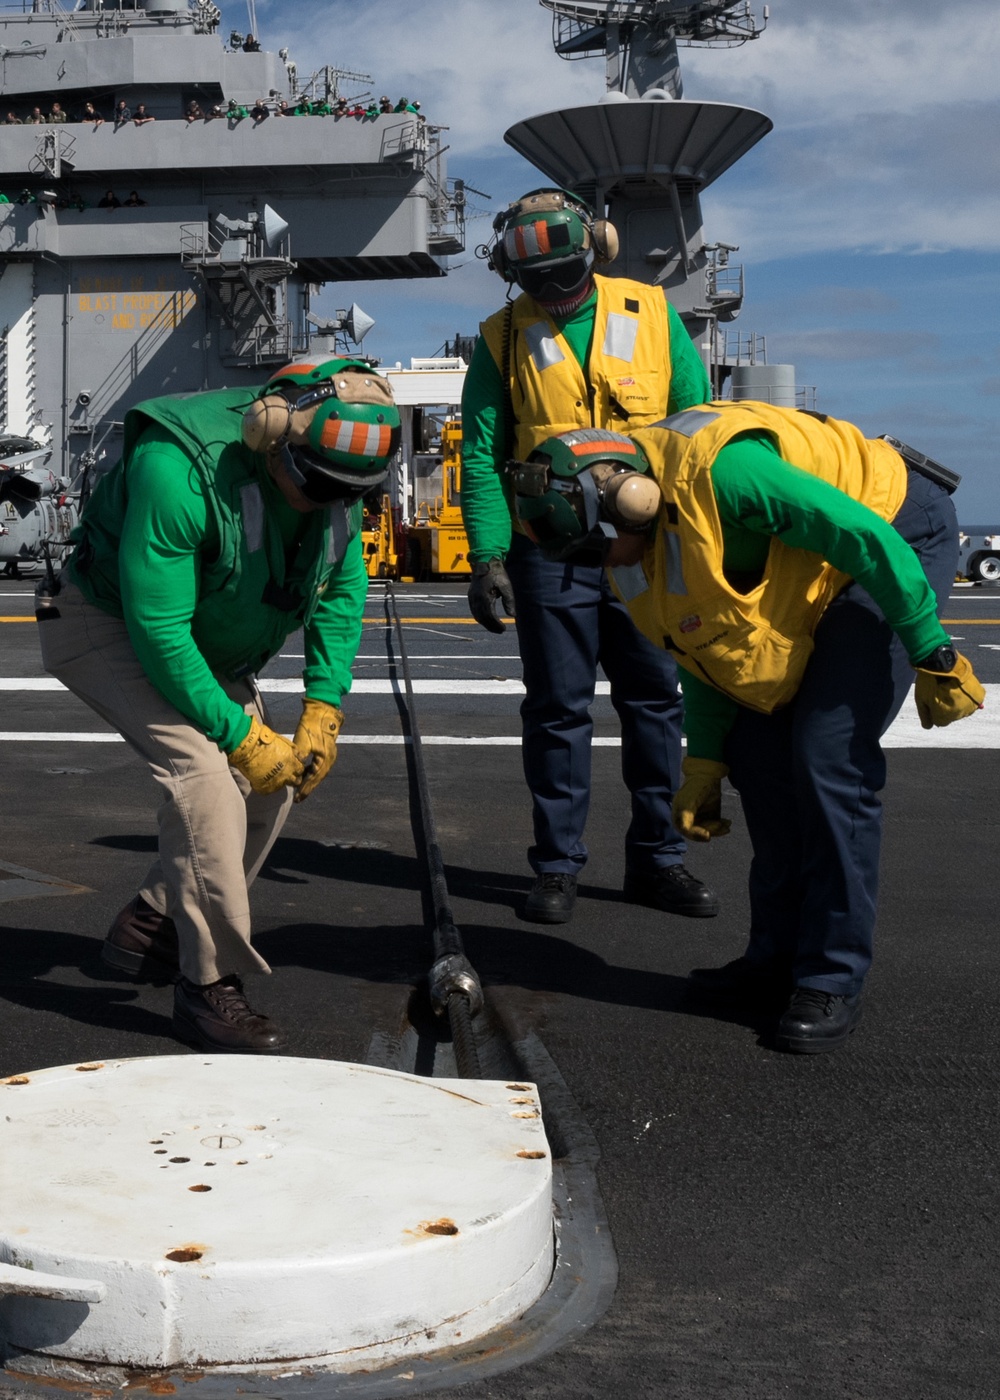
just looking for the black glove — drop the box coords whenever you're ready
[468,558,516,634]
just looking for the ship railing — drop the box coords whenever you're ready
[231,322,310,368]
[720,328,767,366]
[543,1,765,55]
[179,223,209,264]
[2,0,84,38]
[179,219,290,268]
[413,123,468,256]
[379,117,426,165]
[727,379,819,412]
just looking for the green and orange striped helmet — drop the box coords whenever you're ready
[260,357,400,503]
[491,188,595,302]
[508,428,659,564]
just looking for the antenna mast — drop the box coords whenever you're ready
[505,2,785,395]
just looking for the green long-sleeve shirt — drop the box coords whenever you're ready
[680,432,951,761]
[72,425,366,752]
[461,292,710,562]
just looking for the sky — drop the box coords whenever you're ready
[222,0,999,522]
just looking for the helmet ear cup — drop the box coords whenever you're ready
[241,395,293,453]
[591,219,619,265]
[487,239,512,281]
[603,471,660,529]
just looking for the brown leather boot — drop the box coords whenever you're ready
[102,894,180,980]
[172,975,287,1053]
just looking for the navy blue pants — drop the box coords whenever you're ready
[723,471,959,995]
[505,531,687,875]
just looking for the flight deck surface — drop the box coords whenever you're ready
[1,576,997,1399]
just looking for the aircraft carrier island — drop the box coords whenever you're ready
[0,0,464,480]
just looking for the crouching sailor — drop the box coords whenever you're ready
[37,359,400,1052]
[507,404,984,1053]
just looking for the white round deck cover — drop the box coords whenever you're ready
[0,1056,553,1369]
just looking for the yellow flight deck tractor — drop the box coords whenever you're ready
[360,492,400,579]
[399,417,472,581]
[363,356,472,580]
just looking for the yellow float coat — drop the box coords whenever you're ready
[479,275,674,459]
[611,402,908,713]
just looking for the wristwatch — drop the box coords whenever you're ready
[916,644,957,672]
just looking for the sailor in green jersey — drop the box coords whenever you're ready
[507,406,984,1054]
[461,187,718,927]
[38,359,400,1053]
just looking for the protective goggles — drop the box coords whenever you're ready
[513,251,594,302]
[277,441,388,505]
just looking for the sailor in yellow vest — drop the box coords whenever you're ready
[461,187,718,926]
[508,405,984,1053]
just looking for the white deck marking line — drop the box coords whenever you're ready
[283,654,523,661]
[3,721,1000,747]
[3,678,998,746]
[3,687,1000,749]
[0,677,558,695]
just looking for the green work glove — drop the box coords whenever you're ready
[468,558,516,634]
[913,647,985,730]
[672,757,732,843]
[292,698,344,802]
[228,717,304,796]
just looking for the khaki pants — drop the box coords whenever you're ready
[39,578,294,983]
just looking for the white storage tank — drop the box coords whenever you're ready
[731,363,797,408]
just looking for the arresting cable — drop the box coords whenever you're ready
[383,583,484,1077]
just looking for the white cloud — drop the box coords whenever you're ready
[250,0,601,159]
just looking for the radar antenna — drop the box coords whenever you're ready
[306,306,376,355]
[540,1,766,97]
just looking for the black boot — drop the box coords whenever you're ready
[523,873,577,924]
[775,988,863,1054]
[623,865,720,917]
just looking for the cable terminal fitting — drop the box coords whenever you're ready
[428,953,484,1017]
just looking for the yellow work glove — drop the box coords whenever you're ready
[292,698,344,802]
[672,757,732,843]
[228,717,305,795]
[913,648,985,730]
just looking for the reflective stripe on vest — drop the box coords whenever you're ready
[608,559,649,602]
[478,275,673,465]
[327,500,352,565]
[654,408,722,437]
[602,313,638,363]
[240,483,265,554]
[524,320,565,372]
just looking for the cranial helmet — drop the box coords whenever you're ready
[487,188,619,305]
[508,429,660,564]
[241,357,400,505]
